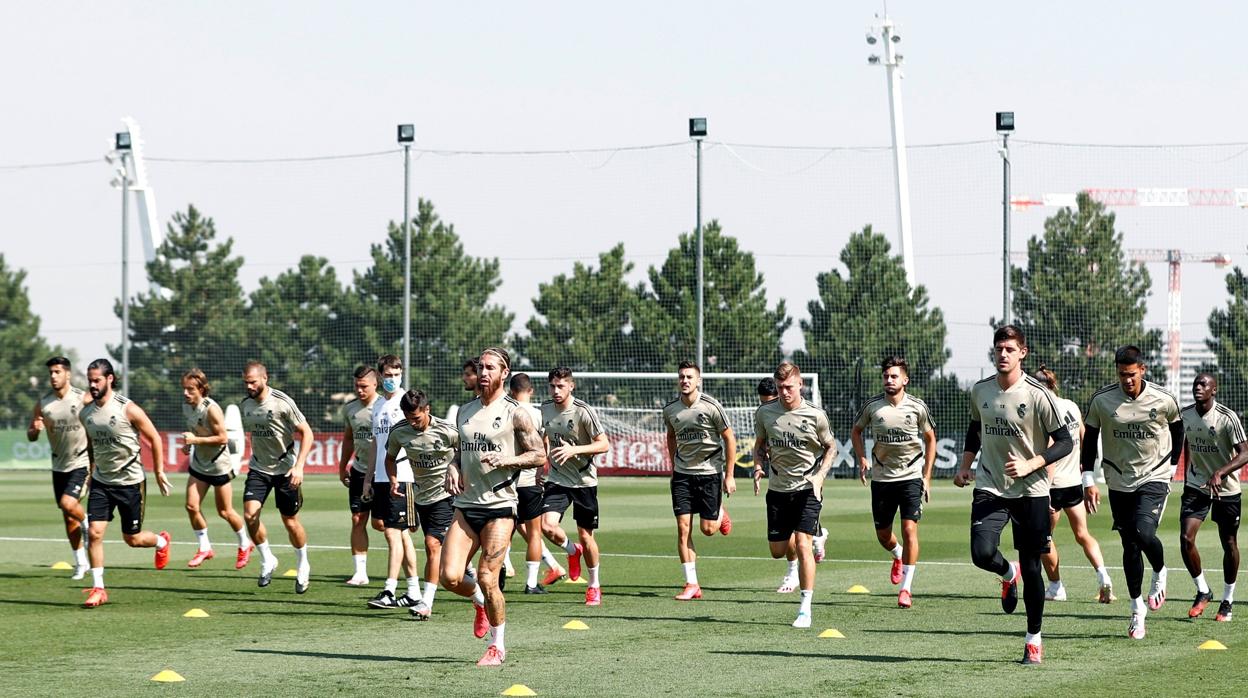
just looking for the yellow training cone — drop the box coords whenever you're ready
[501,685,537,697]
[50,561,73,570]
[1199,639,1228,650]
[846,585,870,594]
[564,577,587,584]
[151,670,185,683]
[283,569,298,577]
[562,620,590,630]
[183,608,210,618]
[818,628,846,638]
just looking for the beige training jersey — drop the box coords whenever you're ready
[542,398,606,488]
[755,399,835,493]
[1181,401,1245,497]
[341,396,377,473]
[184,397,231,477]
[968,375,1064,499]
[80,393,144,486]
[1085,381,1181,492]
[387,417,458,506]
[455,396,523,511]
[241,388,306,475]
[663,392,731,476]
[40,387,89,472]
[853,393,932,482]
[1051,397,1084,489]
[516,402,544,488]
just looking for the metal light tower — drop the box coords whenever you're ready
[115,132,133,396]
[398,124,415,378]
[689,117,707,370]
[997,111,1015,325]
[867,16,915,286]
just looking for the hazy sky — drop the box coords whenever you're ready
[4,1,1246,382]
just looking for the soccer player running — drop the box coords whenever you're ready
[28,357,91,580]
[1082,345,1182,640]
[851,356,936,609]
[954,326,1072,665]
[387,389,459,620]
[1179,372,1248,622]
[181,368,253,570]
[540,367,610,605]
[338,365,380,586]
[364,355,422,608]
[664,360,737,600]
[753,362,837,628]
[440,347,546,666]
[1031,366,1113,603]
[240,361,315,593]
[78,359,173,607]
[507,372,564,593]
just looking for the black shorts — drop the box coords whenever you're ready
[370,482,417,530]
[871,478,924,529]
[416,498,455,542]
[517,485,544,522]
[88,479,146,535]
[671,472,722,520]
[455,506,516,536]
[243,470,303,517]
[347,468,369,514]
[970,489,1052,554]
[766,488,822,542]
[1108,481,1170,535]
[1049,484,1084,511]
[52,468,89,503]
[189,468,234,488]
[1180,487,1242,531]
[542,483,600,531]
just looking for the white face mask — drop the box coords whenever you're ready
[382,374,402,393]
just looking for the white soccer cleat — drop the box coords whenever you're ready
[813,527,828,563]
[1045,581,1067,601]
[776,575,798,594]
[72,562,89,581]
[1148,568,1167,611]
[345,575,370,586]
[792,611,812,628]
[1127,612,1146,640]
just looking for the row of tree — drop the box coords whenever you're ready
[2,192,1237,436]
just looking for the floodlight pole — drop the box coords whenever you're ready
[695,135,704,371]
[1001,132,1011,325]
[402,142,412,378]
[879,17,915,286]
[120,151,131,396]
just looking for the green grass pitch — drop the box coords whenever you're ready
[1,473,1245,697]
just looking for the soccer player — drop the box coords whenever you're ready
[240,361,315,593]
[1031,366,1113,603]
[1082,345,1182,640]
[462,357,482,398]
[181,368,253,569]
[27,356,91,580]
[508,372,561,591]
[386,389,458,620]
[364,355,421,608]
[954,326,1072,665]
[663,360,737,600]
[540,367,610,605]
[78,359,173,607]
[1179,372,1247,622]
[851,356,936,609]
[752,362,837,628]
[440,347,546,666]
[337,365,380,585]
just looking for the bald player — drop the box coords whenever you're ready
[78,359,173,608]
[1179,372,1248,622]
[852,356,936,609]
[240,361,315,593]
[1082,345,1183,640]
[664,360,737,600]
[753,361,837,628]
[338,365,380,585]
[28,356,91,580]
[440,347,546,666]
[181,368,253,570]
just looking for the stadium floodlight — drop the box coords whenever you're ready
[891,33,901,43]
[996,111,1015,133]
[866,33,877,44]
[397,123,415,144]
[867,54,881,64]
[689,117,707,368]
[997,111,1014,324]
[115,132,132,150]
[688,118,707,139]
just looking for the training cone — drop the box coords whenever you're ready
[818,628,846,638]
[182,608,210,618]
[501,685,537,697]
[283,569,298,577]
[846,585,870,594]
[563,577,587,585]
[1199,640,1228,651]
[51,561,73,570]
[150,670,185,683]
[562,620,590,630]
